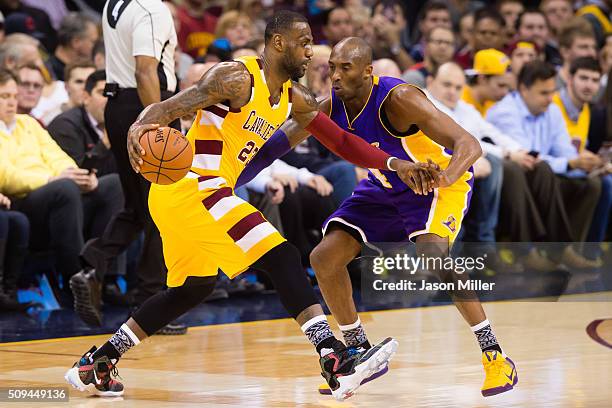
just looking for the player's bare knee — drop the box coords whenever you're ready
[309,243,331,274]
[311,244,351,280]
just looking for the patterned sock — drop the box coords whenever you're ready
[339,317,371,349]
[301,315,341,356]
[471,319,503,354]
[91,323,141,364]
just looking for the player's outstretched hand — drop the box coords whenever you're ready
[127,122,159,173]
[394,159,436,195]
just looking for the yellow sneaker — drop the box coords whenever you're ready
[481,350,518,397]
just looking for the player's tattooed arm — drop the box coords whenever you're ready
[288,81,321,128]
[385,85,482,187]
[127,62,251,172]
[277,97,331,147]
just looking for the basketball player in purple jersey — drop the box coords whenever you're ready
[237,37,518,397]
[311,38,518,397]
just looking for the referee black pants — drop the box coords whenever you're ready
[83,89,177,306]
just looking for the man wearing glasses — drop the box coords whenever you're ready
[16,63,44,117]
[402,26,455,88]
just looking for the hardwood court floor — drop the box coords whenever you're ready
[1,293,611,407]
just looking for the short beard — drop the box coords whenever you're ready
[282,53,304,80]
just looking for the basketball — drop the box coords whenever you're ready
[139,127,193,185]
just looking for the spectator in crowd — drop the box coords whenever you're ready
[369,0,414,71]
[540,0,574,41]
[462,48,512,117]
[552,57,612,252]
[0,0,56,51]
[0,69,122,289]
[487,61,602,252]
[507,39,540,89]
[0,33,44,72]
[16,63,44,116]
[48,70,117,177]
[409,1,452,63]
[304,44,331,99]
[403,26,455,88]
[63,62,96,111]
[92,40,105,70]
[516,8,562,66]
[320,7,353,47]
[48,13,99,81]
[245,160,336,266]
[225,0,267,39]
[372,58,402,77]
[576,0,612,48]
[456,7,506,69]
[214,10,255,50]
[32,61,94,126]
[0,192,30,312]
[426,62,507,264]
[175,0,218,58]
[497,0,524,44]
[457,11,474,52]
[557,17,598,89]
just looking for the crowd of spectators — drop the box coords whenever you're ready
[0,0,610,312]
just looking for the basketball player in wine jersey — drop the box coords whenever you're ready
[64,11,443,401]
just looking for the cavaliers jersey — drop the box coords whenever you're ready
[329,75,467,193]
[552,93,590,153]
[186,56,292,188]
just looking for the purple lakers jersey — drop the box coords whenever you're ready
[329,76,454,192]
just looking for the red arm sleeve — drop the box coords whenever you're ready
[305,111,392,170]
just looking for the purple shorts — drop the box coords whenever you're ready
[323,177,473,243]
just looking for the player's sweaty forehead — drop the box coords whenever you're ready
[288,22,313,42]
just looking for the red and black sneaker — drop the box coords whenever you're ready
[64,346,124,397]
[320,337,398,401]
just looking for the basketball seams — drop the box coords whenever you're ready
[155,129,173,183]
[163,136,190,162]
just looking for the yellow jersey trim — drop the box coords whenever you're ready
[341,75,379,130]
[377,83,424,139]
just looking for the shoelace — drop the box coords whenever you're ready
[110,365,123,381]
[485,359,505,376]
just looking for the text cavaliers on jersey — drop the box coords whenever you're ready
[242,110,277,141]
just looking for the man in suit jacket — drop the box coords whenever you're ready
[48,70,117,177]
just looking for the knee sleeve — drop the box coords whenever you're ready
[132,276,216,336]
[252,242,319,319]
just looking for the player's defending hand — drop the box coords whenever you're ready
[127,122,160,173]
[393,159,436,195]
[417,159,456,188]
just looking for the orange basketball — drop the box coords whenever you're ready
[139,127,193,185]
